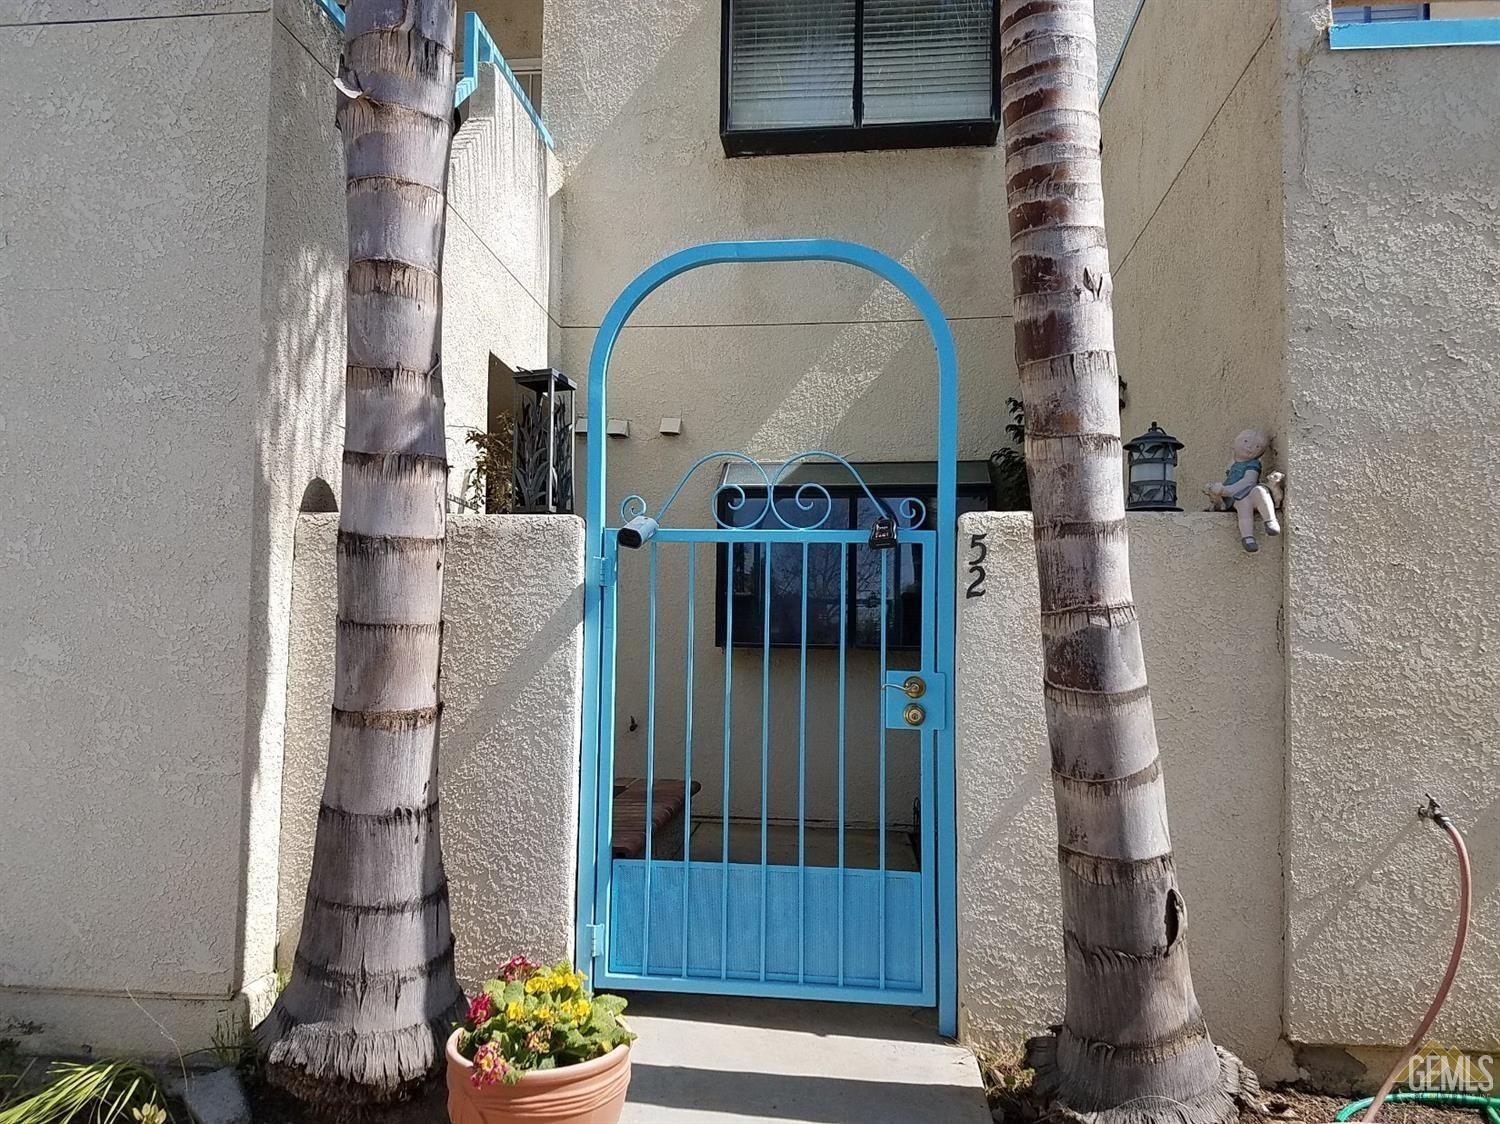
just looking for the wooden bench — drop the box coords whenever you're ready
[611,776,702,860]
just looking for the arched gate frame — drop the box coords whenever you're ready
[575,240,959,1034]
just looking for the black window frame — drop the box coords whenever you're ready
[712,480,990,651]
[719,0,1002,158]
[1331,3,1430,20]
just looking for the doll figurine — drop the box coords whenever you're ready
[1204,428,1281,552]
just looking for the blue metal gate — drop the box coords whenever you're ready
[576,241,959,1033]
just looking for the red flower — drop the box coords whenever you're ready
[498,955,538,982]
[467,993,492,1025]
[470,1042,509,1089]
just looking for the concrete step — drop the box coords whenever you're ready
[617,992,991,1123]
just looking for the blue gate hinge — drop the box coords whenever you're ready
[588,555,616,588]
[585,923,604,959]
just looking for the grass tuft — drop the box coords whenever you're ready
[0,1059,171,1124]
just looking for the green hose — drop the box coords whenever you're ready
[1335,1091,1500,1124]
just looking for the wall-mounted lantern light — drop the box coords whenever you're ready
[512,367,576,514]
[1124,421,1184,512]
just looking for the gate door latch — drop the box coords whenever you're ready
[883,671,947,731]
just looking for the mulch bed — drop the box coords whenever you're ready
[986,1083,1484,1124]
[242,1068,449,1123]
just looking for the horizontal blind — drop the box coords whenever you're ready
[1331,4,1429,20]
[863,0,992,125]
[728,0,856,130]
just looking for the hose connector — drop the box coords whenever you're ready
[1419,793,1453,829]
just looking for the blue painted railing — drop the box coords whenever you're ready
[1331,15,1500,49]
[455,10,555,148]
[311,3,554,148]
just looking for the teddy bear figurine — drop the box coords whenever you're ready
[1204,428,1282,552]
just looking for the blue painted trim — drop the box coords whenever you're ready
[314,0,345,28]
[1100,0,1147,106]
[457,10,555,148]
[576,239,961,1037]
[1330,16,1500,49]
[308,4,555,149]
[593,969,925,1005]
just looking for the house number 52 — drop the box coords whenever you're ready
[966,533,987,599]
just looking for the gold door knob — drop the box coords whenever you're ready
[903,703,926,727]
[900,675,925,699]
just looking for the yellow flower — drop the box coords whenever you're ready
[132,1106,168,1124]
[569,998,592,1020]
[505,1001,525,1021]
[535,1006,555,1022]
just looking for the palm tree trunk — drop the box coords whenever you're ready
[255,0,464,1103]
[997,3,1257,1121]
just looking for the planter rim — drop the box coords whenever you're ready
[445,1027,630,1089]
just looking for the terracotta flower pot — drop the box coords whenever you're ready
[445,1028,632,1124]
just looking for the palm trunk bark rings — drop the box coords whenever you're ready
[254,0,465,1104]
[998,3,1259,1121]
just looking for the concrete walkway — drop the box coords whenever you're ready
[618,993,992,1123]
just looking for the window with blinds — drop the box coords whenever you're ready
[722,0,998,155]
[1331,4,1430,20]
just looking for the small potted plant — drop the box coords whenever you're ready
[446,956,635,1124]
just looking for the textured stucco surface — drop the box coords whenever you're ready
[236,0,347,1003]
[1429,2,1500,15]
[445,63,555,491]
[0,4,272,1048]
[1279,0,1500,1050]
[1094,0,1142,85]
[464,0,542,60]
[279,515,585,986]
[955,513,1287,1073]
[1101,0,1284,492]
[0,0,556,1055]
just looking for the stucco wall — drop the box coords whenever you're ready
[1429,2,1500,16]
[0,0,556,1055]
[279,515,585,986]
[1095,0,1144,83]
[955,512,1289,1076]
[1100,0,1285,493]
[464,0,542,60]
[445,62,555,493]
[1278,0,1500,1051]
[0,1,274,1053]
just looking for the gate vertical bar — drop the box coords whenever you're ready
[681,545,696,977]
[720,544,734,980]
[919,538,939,996]
[758,543,772,982]
[797,542,809,983]
[587,534,619,979]
[878,548,889,990]
[837,546,848,987]
[642,542,659,972]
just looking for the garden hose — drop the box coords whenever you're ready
[1335,1093,1500,1124]
[1336,797,1477,1124]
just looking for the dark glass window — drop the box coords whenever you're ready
[721,0,999,156]
[714,483,987,650]
[1331,4,1429,21]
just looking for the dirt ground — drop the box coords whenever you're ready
[986,1084,1484,1124]
[242,1070,448,1123]
[1252,1090,1481,1124]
